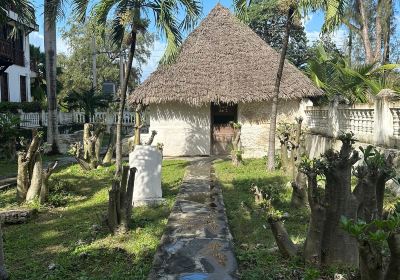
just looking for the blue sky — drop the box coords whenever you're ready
[29,0,343,79]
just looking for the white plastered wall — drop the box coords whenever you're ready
[148,102,211,156]
[0,29,31,102]
[238,100,301,158]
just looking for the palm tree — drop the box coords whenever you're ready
[0,0,35,28]
[63,87,112,123]
[43,0,62,154]
[306,44,400,103]
[235,0,347,171]
[75,0,202,176]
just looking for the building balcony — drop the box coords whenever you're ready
[0,39,25,67]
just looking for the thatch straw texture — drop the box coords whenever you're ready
[129,4,322,106]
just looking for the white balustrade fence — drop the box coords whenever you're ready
[305,107,329,135]
[20,112,41,128]
[304,92,400,147]
[16,110,149,130]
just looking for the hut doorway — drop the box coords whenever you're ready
[211,103,237,155]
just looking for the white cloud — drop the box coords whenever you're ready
[29,31,44,51]
[139,39,167,81]
[306,30,320,45]
[56,36,70,55]
[305,29,348,50]
[29,32,71,55]
[330,29,347,49]
[301,14,313,27]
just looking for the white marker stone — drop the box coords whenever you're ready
[129,145,164,207]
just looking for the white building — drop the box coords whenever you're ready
[0,9,38,103]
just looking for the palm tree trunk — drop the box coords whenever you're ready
[44,1,60,154]
[115,29,137,177]
[266,6,294,171]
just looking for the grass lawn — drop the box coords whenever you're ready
[214,159,344,280]
[1,159,187,280]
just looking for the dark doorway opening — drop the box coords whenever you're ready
[211,102,237,155]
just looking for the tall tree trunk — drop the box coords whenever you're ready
[0,224,7,280]
[374,0,383,62]
[267,6,294,171]
[44,2,60,154]
[357,0,375,64]
[134,107,141,145]
[348,28,352,66]
[115,29,137,177]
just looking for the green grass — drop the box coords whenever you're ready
[214,159,315,280]
[1,159,187,280]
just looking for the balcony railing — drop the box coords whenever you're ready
[15,49,24,66]
[0,39,25,67]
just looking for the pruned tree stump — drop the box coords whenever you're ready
[0,209,37,224]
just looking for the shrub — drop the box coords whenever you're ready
[0,102,43,113]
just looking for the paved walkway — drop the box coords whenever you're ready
[148,158,238,280]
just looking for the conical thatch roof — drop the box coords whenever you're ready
[129,4,322,106]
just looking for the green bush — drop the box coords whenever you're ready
[0,101,43,113]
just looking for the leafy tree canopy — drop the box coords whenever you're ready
[247,0,309,68]
[58,17,154,101]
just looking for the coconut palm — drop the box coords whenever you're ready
[43,0,63,154]
[234,0,347,171]
[74,0,202,176]
[0,0,35,29]
[63,87,113,123]
[307,44,400,103]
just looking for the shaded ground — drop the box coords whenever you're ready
[214,159,309,279]
[214,159,361,280]
[0,160,187,280]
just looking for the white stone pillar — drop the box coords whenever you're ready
[105,109,114,133]
[374,89,398,146]
[328,97,340,138]
[129,145,163,207]
[298,98,313,120]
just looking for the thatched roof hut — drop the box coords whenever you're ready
[129,4,321,106]
[130,4,320,158]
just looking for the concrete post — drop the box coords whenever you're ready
[298,98,313,120]
[41,110,46,126]
[328,97,340,138]
[374,89,398,146]
[105,109,114,133]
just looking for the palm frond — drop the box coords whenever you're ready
[233,0,252,22]
[178,0,202,30]
[0,0,36,37]
[71,0,90,22]
[147,0,182,64]
[44,0,67,24]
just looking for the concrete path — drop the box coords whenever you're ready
[148,158,238,280]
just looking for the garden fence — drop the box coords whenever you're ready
[304,92,400,147]
[15,110,149,131]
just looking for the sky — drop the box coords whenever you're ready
[29,0,347,80]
